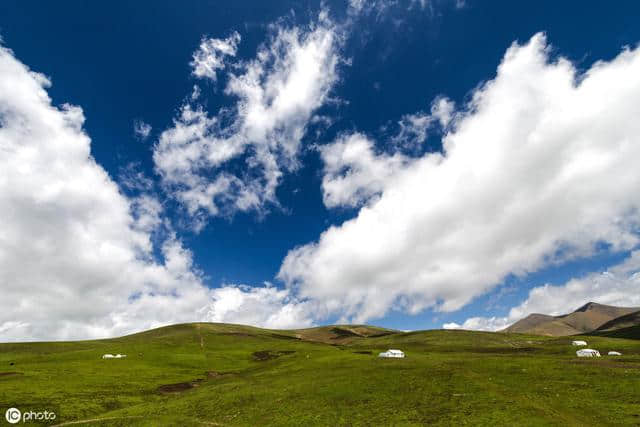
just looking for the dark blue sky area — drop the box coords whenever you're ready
[2,1,638,329]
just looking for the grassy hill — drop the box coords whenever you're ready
[1,323,640,425]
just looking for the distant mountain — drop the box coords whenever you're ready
[503,302,640,336]
[502,313,560,334]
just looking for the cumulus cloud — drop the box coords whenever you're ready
[191,32,241,81]
[443,317,511,332]
[442,322,461,329]
[154,13,342,225]
[0,44,308,341]
[203,284,313,329]
[133,119,152,140]
[279,33,640,323]
[447,251,640,331]
[321,99,455,210]
[320,132,409,208]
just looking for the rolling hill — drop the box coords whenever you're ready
[1,322,640,425]
[504,302,640,336]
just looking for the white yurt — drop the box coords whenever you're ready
[608,351,622,356]
[102,354,115,359]
[572,340,587,346]
[576,349,600,357]
[378,349,405,358]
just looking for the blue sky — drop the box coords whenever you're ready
[1,1,640,340]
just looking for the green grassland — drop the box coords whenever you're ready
[1,323,640,426]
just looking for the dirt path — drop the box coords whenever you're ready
[53,415,222,426]
[197,324,204,349]
[52,416,143,426]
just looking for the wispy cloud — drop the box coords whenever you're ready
[191,31,241,81]
[133,119,152,140]
[154,11,343,228]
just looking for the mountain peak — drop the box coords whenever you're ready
[575,302,600,312]
[504,302,640,336]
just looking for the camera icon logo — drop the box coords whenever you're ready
[5,407,21,424]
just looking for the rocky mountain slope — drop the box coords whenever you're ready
[503,302,640,336]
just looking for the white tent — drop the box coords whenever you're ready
[608,351,622,356]
[576,349,600,357]
[378,349,405,358]
[102,353,127,359]
[572,340,587,346]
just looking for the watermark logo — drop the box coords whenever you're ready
[4,407,56,424]
[5,408,21,424]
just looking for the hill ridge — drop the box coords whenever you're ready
[504,302,640,336]
[593,310,640,332]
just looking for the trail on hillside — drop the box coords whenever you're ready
[197,323,204,349]
[53,416,222,426]
[52,416,143,426]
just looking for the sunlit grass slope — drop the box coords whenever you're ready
[1,323,639,426]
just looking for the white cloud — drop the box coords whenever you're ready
[133,119,152,140]
[388,96,455,150]
[391,112,432,149]
[320,132,409,208]
[448,250,640,331]
[348,0,367,14]
[349,0,424,17]
[154,13,342,224]
[430,96,454,128]
[191,32,241,81]
[442,322,461,329]
[347,0,388,16]
[0,44,309,341]
[130,194,163,235]
[410,0,430,10]
[119,162,155,192]
[443,317,511,332]
[279,33,640,324]
[203,284,313,329]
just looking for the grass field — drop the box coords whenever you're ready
[1,323,640,426]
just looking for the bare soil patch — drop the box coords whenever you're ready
[330,327,361,338]
[269,333,301,340]
[218,332,253,337]
[252,350,296,361]
[0,371,23,377]
[368,332,395,338]
[157,378,203,393]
